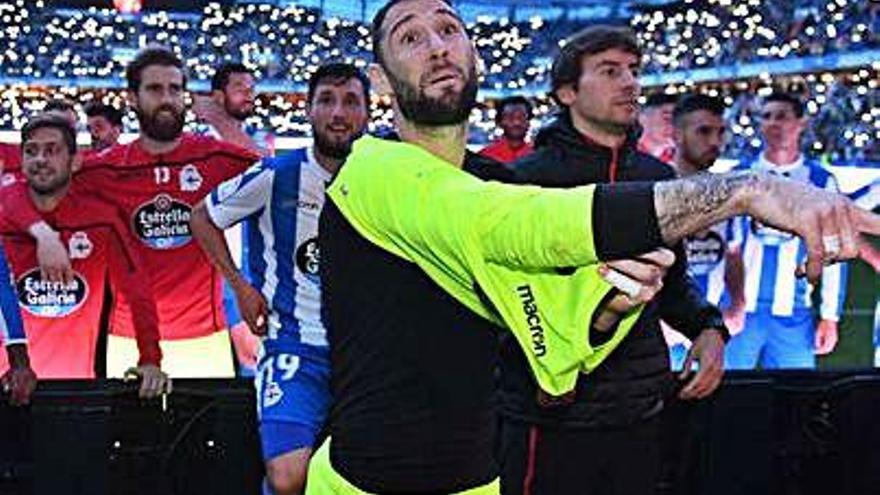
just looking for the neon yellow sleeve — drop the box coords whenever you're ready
[328,136,643,396]
[329,136,599,269]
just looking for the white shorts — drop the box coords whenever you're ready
[106,329,235,378]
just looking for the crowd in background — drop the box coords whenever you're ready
[0,0,877,163]
[0,0,877,87]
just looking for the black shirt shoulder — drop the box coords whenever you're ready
[464,151,517,182]
[629,151,677,181]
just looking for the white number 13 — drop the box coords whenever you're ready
[154,166,171,184]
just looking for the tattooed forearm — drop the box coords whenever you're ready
[654,170,765,244]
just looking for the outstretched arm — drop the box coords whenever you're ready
[653,171,878,281]
[190,202,268,336]
[190,162,273,336]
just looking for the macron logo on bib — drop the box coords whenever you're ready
[517,284,547,358]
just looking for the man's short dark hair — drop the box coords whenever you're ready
[764,92,805,118]
[307,62,371,107]
[21,113,77,155]
[211,63,252,92]
[371,0,453,67]
[495,96,532,124]
[44,98,76,115]
[643,92,678,109]
[83,102,124,127]
[126,46,186,92]
[551,24,642,99]
[672,94,726,127]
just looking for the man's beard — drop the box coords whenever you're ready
[137,105,185,142]
[388,64,478,127]
[94,137,113,151]
[685,148,719,171]
[27,167,71,196]
[696,152,720,170]
[314,126,363,160]
[225,100,253,121]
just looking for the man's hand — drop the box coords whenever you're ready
[678,328,725,400]
[593,248,675,331]
[232,277,269,336]
[1,365,37,406]
[655,172,880,282]
[230,322,261,369]
[193,95,241,131]
[192,95,228,125]
[124,365,172,399]
[31,222,74,284]
[815,319,839,355]
[722,303,746,336]
[743,175,880,281]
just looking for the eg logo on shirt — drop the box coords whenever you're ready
[296,237,320,284]
[17,268,89,317]
[133,194,193,250]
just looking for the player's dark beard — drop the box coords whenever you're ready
[224,100,253,121]
[138,104,185,142]
[27,164,71,196]
[388,64,478,126]
[93,136,112,151]
[313,126,363,160]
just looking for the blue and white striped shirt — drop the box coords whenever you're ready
[686,218,743,307]
[206,147,329,354]
[738,154,848,320]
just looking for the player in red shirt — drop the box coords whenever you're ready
[479,96,534,164]
[73,47,258,377]
[637,93,678,164]
[0,114,168,398]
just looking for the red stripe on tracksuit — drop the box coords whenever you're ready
[522,425,541,495]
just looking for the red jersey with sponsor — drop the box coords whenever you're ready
[0,184,161,378]
[479,137,533,164]
[80,133,258,340]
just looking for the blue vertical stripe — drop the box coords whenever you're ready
[268,149,305,318]
[247,214,268,293]
[740,156,848,318]
[0,245,25,343]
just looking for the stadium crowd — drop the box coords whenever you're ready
[0,0,877,90]
[0,1,877,162]
[634,0,880,73]
[1,67,877,163]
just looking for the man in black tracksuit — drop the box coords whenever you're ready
[498,25,730,495]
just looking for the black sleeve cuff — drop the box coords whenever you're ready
[592,182,665,260]
[694,308,730,343]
